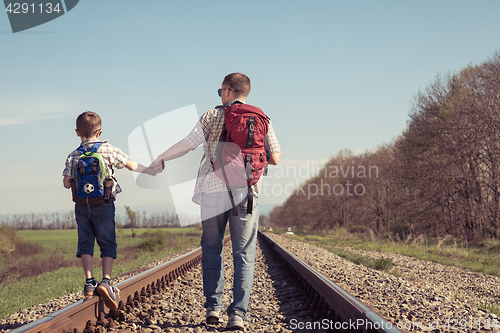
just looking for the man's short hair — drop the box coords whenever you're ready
[223,73,251,98]
[76,111,101,138]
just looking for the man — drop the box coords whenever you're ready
[151,73,280,330]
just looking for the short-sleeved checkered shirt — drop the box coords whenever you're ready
[62,139,129,197]
[185,100,281,205]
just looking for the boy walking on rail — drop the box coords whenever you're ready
[62,111,156,311]
[149,73,281,330]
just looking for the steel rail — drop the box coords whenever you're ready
[259,231,409,333]
[12,236,231,333]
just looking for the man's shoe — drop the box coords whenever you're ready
[227,312,245,331]
[83,280,98,296]
[206,306,222,325]
[96,280,119,311]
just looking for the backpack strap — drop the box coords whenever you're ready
[76,145,88,155]
[76,142,104,155]
[244,117,256,214]
[91,159,99,174]
[247,186,254,214]
[212,122,238,216]
[220,122,228,142]
[245,154,254,214]
[78,160,86,175]
[214,143,238,216]
[245,154,252,180]
[90,142,103,153]
[246,116,256,148]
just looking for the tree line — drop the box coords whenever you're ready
[270,52,500,241]
[0,208,181,230]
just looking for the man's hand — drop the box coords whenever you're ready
[63,176,73,189]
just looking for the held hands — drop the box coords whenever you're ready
[148,158,165,175]
[128,161,159,176]
[141,167,158,176]
[132,158,164,177]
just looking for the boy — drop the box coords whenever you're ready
[62,111,155,311]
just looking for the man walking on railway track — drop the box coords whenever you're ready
[150,73,281,330]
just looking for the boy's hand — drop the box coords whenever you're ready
[63,176,73,189]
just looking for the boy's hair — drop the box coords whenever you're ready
[223,73,251,98]
[76,111,101,138]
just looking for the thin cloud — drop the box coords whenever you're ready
[0,118,27,126]
[0,96,70,127]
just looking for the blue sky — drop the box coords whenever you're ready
[1,1,500,217]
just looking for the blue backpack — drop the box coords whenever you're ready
[71,142,113,206]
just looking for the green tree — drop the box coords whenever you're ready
[124,205,137,237]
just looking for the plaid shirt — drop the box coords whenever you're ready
[185,100,281,204]
[62,139,129,197]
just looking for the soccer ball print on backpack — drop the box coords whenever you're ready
[212,103,269,214]
[71,142,113,206]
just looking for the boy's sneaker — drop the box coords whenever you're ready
[83,280,98,296]
[206,306,222,325]
[96,280,119,311]
[226,313,245,331]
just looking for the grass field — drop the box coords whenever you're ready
[275,229,500,277]
[0,227,202,319]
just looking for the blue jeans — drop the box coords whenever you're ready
[200,189,259,320]
[75,199,117,259]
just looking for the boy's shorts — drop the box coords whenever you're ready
[75,199,117,259]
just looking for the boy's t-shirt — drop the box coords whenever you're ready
[62,139,129,198]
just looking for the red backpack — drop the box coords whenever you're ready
[212,103,269,215]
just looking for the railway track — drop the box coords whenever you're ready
[10,232,406,333]
[259,232,406,333]
[9,240,215,333]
